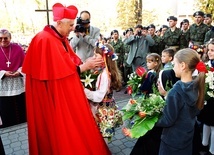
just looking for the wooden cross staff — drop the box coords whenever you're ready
[35,0,52,25]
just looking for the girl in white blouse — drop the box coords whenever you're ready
[84,43,123,144]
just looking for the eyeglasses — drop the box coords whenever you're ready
[0,37,9,41]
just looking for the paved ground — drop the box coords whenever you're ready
[0,87,137,155]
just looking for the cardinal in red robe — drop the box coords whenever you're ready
[22,3,111,155]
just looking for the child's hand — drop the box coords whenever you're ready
[157,81,167,96]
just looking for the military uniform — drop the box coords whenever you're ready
[189,23,209,45]
[180,19,190,49]
[204,13,214,31]
[162,27,184,51]
[180,29,190,49]
[161,16,186,51]
[148,24,162,55]
[123,43,132,86]
[110,39,125,66]
[110,39,125,83]
[204,27,214,43]
[189,11,209,45]
[149,35,162,55]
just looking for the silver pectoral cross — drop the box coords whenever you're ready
[6,61,11,67]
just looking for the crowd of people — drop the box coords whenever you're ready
[0,1,214,155]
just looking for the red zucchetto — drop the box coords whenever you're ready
[52,3,78,21]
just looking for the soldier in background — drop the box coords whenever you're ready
[189,11,209,46]
[148,24,162,55]
[159,25,169,52]
[180,19,190,49]
[203,14,214,44]
[160,25,169,37]
[122,28,133,93]
[161,16,183,51]
[204,13,213,30]
[110,29,125,91]
[204,27,214,44]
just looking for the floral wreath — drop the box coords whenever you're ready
[189,44,205,53]
[95,41,118,61]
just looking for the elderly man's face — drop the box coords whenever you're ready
[0,30,11,47]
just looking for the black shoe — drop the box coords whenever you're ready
[201,145,209,152]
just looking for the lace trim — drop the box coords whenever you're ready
[0,76,25,96]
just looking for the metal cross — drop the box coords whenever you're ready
[6,61,11,67]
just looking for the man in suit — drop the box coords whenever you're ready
[124,24,154,71]
[70,10,100,62]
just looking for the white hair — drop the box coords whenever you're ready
[52,18,73,26]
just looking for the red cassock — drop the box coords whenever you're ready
[22,26,111,155]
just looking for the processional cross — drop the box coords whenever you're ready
[35,0,52,25]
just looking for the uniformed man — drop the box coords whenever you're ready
[122,28,133,92]
[204,26,214,44]
[110,29,125,90]
[159,25,169,52]
[161,16,183,51]
[204,13,213,30]
[160,25,169,37]
[189,11,209,46]
[180,19,190,49]
[148,24,162,55]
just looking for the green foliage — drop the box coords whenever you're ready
[116,0,141,30]
[121,94,165,138]
[127,71,145,97]
[195,0,214,19]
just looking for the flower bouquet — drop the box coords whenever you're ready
[126,66,147,97]
[204,66,214,100]
[80,69,99,90]
[121,93,165,138]
[196,61,214,100]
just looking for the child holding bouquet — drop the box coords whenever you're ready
[128,53,163,155]
[139,53,162,95]
[84,42,123,144]
[197,40,214,155]
[156,48,205,155]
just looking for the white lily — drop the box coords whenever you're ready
[81,74,95,88]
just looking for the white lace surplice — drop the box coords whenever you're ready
[0,70,25,96]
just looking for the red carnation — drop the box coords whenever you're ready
[196,61,208,73]
[127,86,132,95]
[136,66,147,77]
[210,67,214,72]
